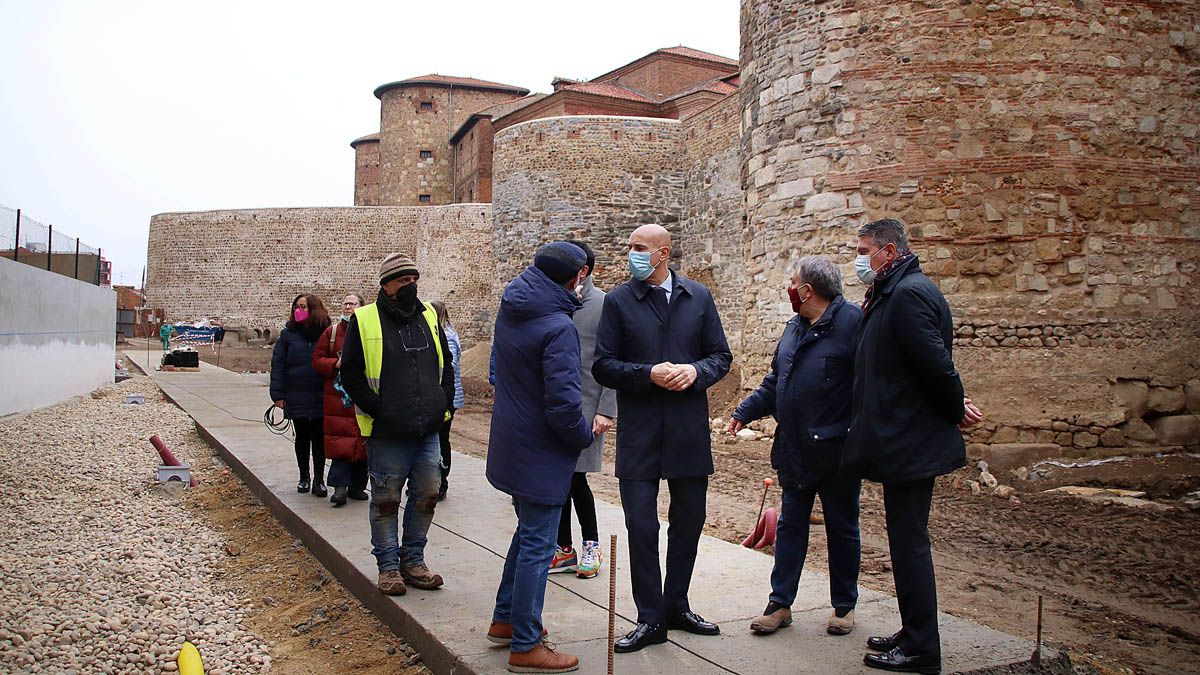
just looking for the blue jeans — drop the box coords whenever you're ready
[367,433,442,571]
[492,498,561,653]
[769,477,862,611]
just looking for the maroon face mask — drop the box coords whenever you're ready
[787,286,807,314]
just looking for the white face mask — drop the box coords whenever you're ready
[855,254,877,285]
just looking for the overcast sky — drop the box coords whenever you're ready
[0,1,739,286]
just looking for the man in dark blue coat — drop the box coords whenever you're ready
[486,241,595,674]
[593,224,732,653]
[843,219,983,674]
[729,256,863,639]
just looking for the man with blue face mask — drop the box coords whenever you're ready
[843,218,983,674]
[593,224,732,653]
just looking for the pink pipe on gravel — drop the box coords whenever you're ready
[150,435,199,487]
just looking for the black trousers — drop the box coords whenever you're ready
[619,476,707,626]
[292,417,326,484]
[326,458,368,491]
[883,477,940,658]
[558,472,599,548]
[438,412,455,481]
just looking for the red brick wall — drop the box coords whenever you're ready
[352,139,380,206]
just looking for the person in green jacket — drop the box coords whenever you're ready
[159,322,174,351]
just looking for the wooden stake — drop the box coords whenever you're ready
[752,477,773,533]
[608,534,617,675]
[1033,594,1044,666]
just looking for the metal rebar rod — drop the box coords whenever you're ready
[608,533,617,675]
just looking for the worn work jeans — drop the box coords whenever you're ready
[492,498,561,653]
[367,433,442,572]
[769,477,862,611]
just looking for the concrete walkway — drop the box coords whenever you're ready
[126,350,1037,674]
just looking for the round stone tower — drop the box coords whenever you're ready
[373,75,529,206]
[350,133,380,206]
[740,0,1199,447]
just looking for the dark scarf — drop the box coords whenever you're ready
[862,249,917,317]
[290,319,327,342]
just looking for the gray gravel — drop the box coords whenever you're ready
[0,376,271,674]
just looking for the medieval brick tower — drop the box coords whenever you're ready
[363,75,529,207]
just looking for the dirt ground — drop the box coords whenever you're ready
[116,353,425,675]
[450,385,1200,675]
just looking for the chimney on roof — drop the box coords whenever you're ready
[551,76,581,92]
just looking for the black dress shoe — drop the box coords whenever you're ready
[348,489,369,501]
[666,611,720,635]
[864,647,941,674]
[867,630,902,652]
[297,480,310,494]
[312,483,328,498]
[330,486,348,506]
[614,623,667,653]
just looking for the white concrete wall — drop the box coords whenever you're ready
[0,257,116,416]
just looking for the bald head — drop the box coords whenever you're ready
[630,224,671,250]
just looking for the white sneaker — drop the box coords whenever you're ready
[576,540,602,578]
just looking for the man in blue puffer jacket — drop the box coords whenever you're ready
[486,241,594,674]
[729,256,863,640]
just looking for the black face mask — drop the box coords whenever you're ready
[385,283,419,316]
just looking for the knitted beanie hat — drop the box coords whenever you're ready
[533,241,587,284]
[379,252,419,284]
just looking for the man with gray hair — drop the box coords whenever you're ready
[729,255,864,639]
[844,218,982,674]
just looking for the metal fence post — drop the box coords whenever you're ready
[47,224,53,271]
[74,238,80,280]
[13,208,19,262]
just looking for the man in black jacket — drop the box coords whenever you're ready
[593,224,732,653]
[341,252,455,597]
[842,219,982,674]
[729,256,862,639]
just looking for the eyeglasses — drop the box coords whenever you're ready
[398,323,429,352]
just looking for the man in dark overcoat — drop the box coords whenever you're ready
[842,218,982,674]
[592,224,732,653]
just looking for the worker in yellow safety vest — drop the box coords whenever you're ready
[339,252,455,597]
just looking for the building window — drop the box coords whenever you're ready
[420,150,433,159]
[419,194,432,203]
[420,101,433,111]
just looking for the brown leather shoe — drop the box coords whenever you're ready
[487,622,550,646]
[506,642,578,673]
[400,563,444,590]
[378,570,406,596]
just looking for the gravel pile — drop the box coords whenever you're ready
[0,376,271,674]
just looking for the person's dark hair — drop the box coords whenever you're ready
[564,239,595,277]
[288,293,331,331]
[857,218,909,251]
[787,256,842,298]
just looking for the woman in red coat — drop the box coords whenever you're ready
[312,293,370,506]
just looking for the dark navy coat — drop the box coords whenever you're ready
[269,325,326,420]
[592,271,732,480]
[843,257,967,484]
[487,266,595,505]
[733,296,862,491]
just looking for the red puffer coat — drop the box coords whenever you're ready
[312,320,367,463]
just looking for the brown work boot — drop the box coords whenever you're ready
[378,569,406,596]
[827,608,855,635]
[750,601,792,634]
[487,621,550,646]
[507,641,579,673]
[400,563,444,590]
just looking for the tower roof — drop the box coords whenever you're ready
[350,132,380,148]
[373,74,530,99]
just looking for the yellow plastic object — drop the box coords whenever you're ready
[177,641,205,675]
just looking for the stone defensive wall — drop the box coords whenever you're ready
[740,0,1199,457]
[491,115,687,296]
[146,205,496,345]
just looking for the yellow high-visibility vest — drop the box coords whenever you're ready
[353,301,445,436]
